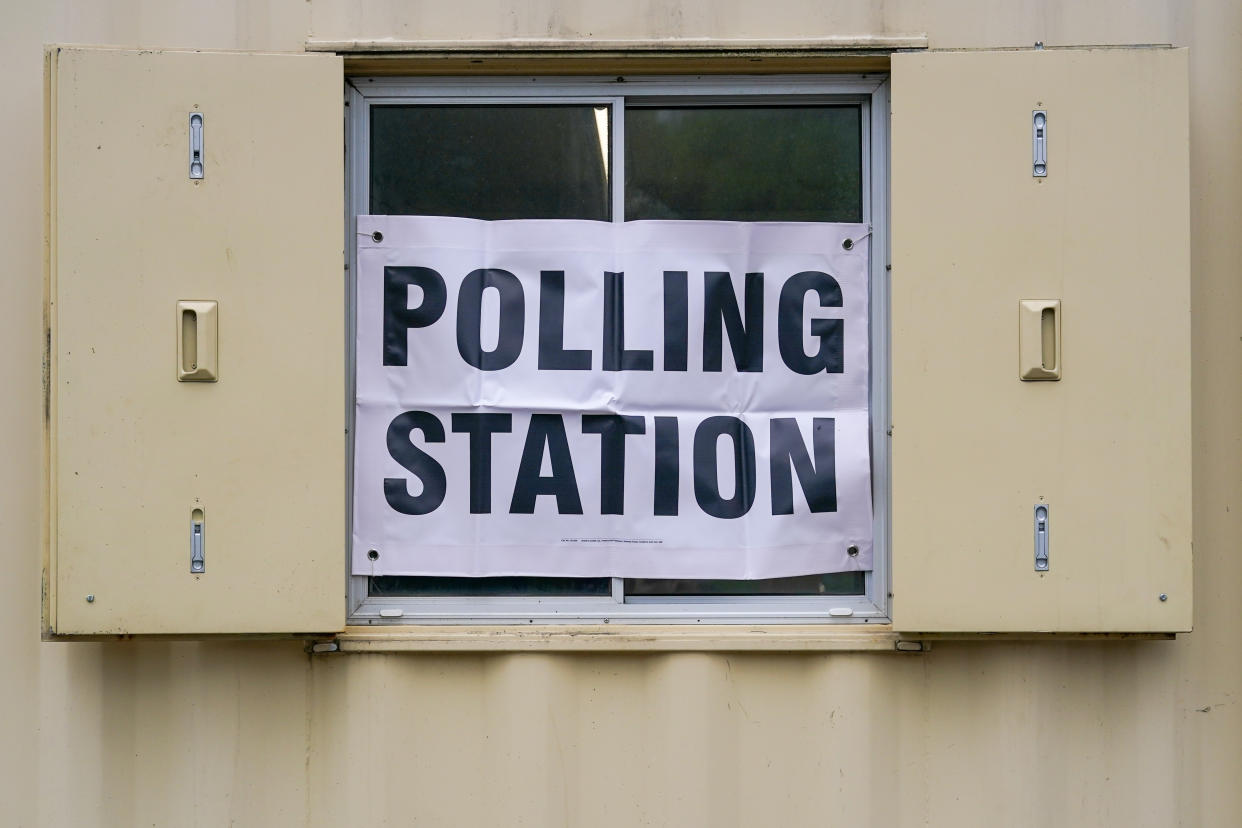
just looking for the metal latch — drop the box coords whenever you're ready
[191,508,205,573]
[1032,110,1047,177]
[1034,504,1049,571]
[189,112,204,179]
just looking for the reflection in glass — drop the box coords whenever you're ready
[370,576,612,597]
[370,105,611,220]
[625,105,862,222]
[626,571,866,596]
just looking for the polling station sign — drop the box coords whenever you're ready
[353,217,872,579]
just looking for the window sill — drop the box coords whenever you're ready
[328,624,925,653]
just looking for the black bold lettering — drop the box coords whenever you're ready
[663,271,688,372]
[538,270,592,370]
[457,268,524,371]
[383,411,447,515]
[383,266,447,366]
[451,413,513,514]
[778,270,844,374]
[692,416,756,519]
[510,414,583,514]
[769,417,838,514]
[703,272,764,372]
[581,414,645,515]
[602,271,654,371]
[653,416,680,516]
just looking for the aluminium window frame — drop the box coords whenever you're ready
[345,74,891,625]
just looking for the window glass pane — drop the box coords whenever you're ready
[370,576,612,597]
[368,104,612,598]
[625,104,862,222]
[625,572,865,597]
[625,103,866,597]
[364,98,869,604]
[370,105,611,220]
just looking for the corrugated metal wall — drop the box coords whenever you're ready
[5,2,1240,825]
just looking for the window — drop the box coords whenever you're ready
[346,75,890,624]
[45,47,1193,638]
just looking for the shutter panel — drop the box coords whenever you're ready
[890,47,1191,633]
[46,47,345,635]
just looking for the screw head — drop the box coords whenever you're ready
[85,594,95,603]
[1159,593,1168,602]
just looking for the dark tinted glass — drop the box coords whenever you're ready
[370,576,612,597]
[625,105,862,222]
[367,101,867,601]
[370,105,610,220]
[626,572,865,597]
[369,104,612,599]
[626,104,866,596]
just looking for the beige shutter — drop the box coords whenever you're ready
[45,47,345,635]
[890,47,1191,633]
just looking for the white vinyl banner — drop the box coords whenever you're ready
[353,216,872,579]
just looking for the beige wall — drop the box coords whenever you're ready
[4,1,1240,825]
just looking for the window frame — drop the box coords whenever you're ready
[345,74,891,625]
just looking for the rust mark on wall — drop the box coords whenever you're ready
[42,316,50,424]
